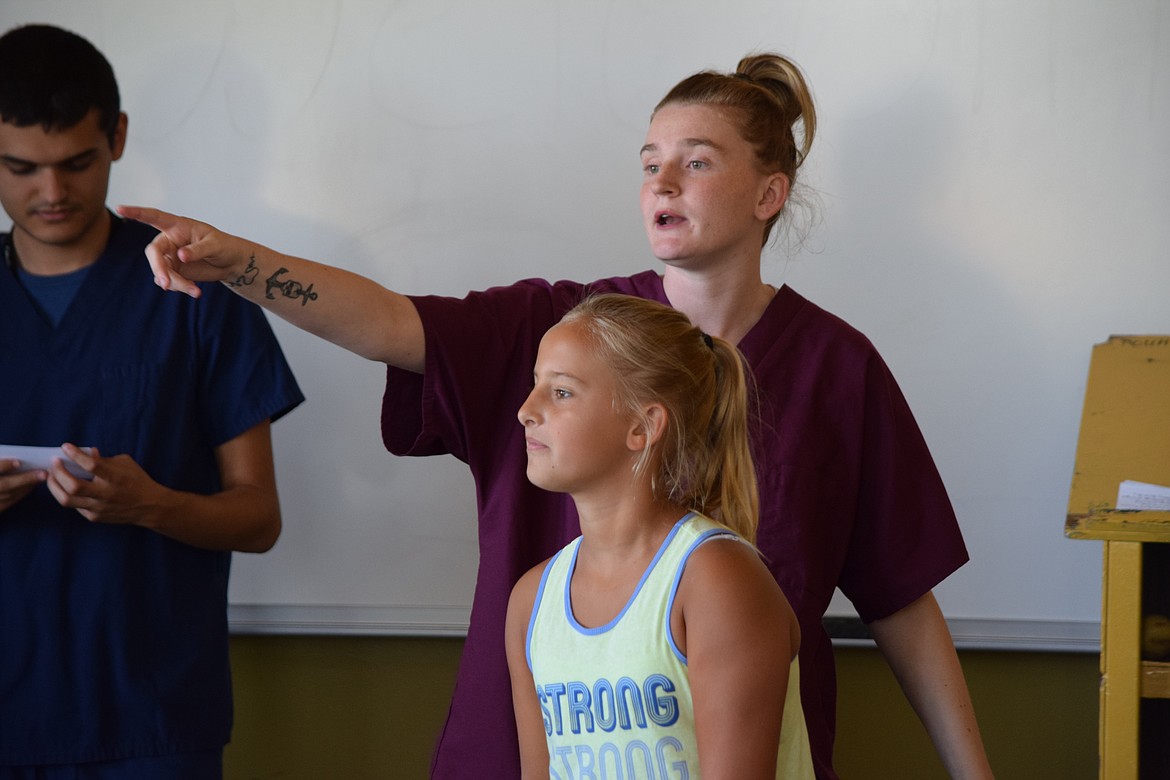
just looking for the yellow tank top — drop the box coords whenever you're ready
[525,512,814,778]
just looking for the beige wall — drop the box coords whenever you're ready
[224,637,1098,779]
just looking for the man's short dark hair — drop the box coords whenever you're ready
[0,24,121,146]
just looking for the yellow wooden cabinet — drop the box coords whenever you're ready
[1066,336,1170,779]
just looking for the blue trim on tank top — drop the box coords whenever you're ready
[563,512,695,636]
[525,546,566,671]
[665,526,738,664]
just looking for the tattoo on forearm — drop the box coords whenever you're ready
[226,254,260,288]
[265,267,319,306]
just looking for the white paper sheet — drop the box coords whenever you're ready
[1116,479,1170,511]
[0,444,94,480]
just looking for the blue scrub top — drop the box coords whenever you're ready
[0,217,304,764]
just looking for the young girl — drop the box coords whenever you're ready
[506,293,813,779]
[120,51,991,779]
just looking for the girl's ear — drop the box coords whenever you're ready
[628,404,668,453]
[756,171,790,222]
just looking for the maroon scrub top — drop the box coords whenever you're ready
[383,272,968,779]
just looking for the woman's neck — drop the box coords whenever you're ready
[661,262,775,346]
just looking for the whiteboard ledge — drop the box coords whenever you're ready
[228,605,1099,652]
[827,616,1099,653]
[947,618,1099,653]
[228,603,470,637]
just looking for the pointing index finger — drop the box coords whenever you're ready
[116,205,176,231]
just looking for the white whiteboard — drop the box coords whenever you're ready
[5,0,1167,650]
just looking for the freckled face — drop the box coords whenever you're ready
[517,322,637,498]
[0,109,125,266]
[640,103,777,270]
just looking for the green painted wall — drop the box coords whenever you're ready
[224,637,1099,779]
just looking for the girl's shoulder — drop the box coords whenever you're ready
[670,530,800,664]
[509,554,555,610]
[676,530,796,640]
[505,554,558,658]
[679,531,771,592]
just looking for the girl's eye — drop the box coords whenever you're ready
[688,160,706,170]
[554,388,571,399]
[643,163,660,175]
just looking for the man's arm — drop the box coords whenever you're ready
[45,422,282,552]
[116,205,425,372]
[869,591,995,779]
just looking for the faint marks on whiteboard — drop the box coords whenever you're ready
[104,3,231,142]
[970,1,1167,119]
[367,0,558,129]
[112,1,342,141]
[600,0,941,128]
[222,2,342,137]
[599,0,800,133]
[785,0,942,119]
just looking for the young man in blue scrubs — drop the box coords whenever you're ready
[0,24,304,778]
